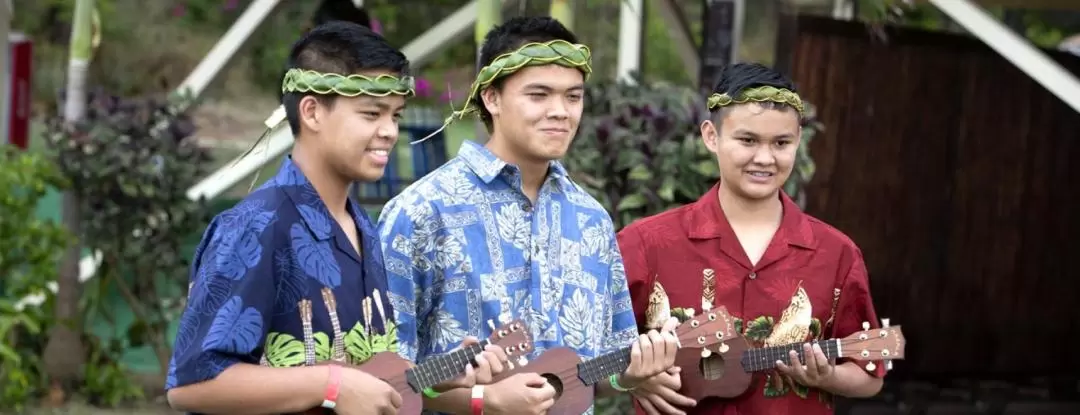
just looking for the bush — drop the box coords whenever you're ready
[0,147,70,412]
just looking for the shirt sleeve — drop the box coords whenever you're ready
[377,199,432,363]
[166,213,280,390]
[601,220,641,354]
[828,246,888,378]
[616,225,654,333]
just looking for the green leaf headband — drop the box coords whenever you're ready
[410,39,593,145]
[262,68,416,131]
[707,85,805,116]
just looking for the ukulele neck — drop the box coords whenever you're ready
[740,339,841,373]
[405,339,490,392]
[576,346,633,386]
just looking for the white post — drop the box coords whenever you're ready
[174,0,283,98]
[929,0,1080,114]
[832,0,854,20]
[616,0,645,84]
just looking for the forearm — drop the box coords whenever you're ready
[594,374,632,398]
[821,362,884,398]
[166,363,327,414]
[423,388,474,414]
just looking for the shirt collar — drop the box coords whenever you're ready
[261,157,336,241]
[458,140,569,184]
[686,182,817,250]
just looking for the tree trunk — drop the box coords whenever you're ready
[43,0,94,405]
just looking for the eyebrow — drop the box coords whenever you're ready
[522,83,585,92]
[732,129,795,139]
[359,98,406,112]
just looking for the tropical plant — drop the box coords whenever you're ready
[43,90,213,392]
[0,147,70,412]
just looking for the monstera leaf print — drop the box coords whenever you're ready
[201,296,264,354]
[263,332,306,367]
[558,288,594,350]
[744,316,775,343]
[314,332,332,361]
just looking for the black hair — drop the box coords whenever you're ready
[312,0,372,28]
[475,16,579,130]
[709,63,799,124]
[281,21,409,136]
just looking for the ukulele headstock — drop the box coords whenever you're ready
[485,319,532,369]
[675,305,739,357]
[838,319,905,372]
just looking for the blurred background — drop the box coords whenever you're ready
[2,0,1080,413]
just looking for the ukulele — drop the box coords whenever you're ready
[490,307,738,415]
[300,319,533,415]
[676,309,906,401]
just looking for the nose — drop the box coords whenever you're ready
[377,119,399,142]
[751,145,775,166]
[548,97,569,120]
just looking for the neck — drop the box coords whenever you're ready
[485,133,549,197]
[717,183,783,227]
[291,143,350,216]
[575,345,634,386]
[740,339,841,372]
[404,339,491,392]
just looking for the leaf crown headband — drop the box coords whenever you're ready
[707,85,805,116]
[411,39,593,144]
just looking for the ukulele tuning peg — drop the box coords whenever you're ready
[886,361,894,371]
[880,318,890,328]
[507,361,515,370]
[865,361,877,372]
[518,356,529,367]
[701,348,712,358]
[862,321,871,330]
[487,319,497,331]
[719,342,730,354]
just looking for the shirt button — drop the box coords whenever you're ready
[523,203,533,212]
[748,272,757,280]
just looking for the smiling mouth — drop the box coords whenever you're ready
[366,149,390,156]
[746,171,774,178]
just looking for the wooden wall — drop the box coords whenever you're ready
[791,15,1080,377]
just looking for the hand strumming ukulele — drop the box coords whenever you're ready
[300,319,532,415]
[490,307,739,415]
[675,308,906,401]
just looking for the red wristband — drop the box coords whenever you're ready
[470,385,485,415]
[322,364,342,409]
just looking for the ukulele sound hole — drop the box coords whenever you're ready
[541,373,564,398]
[698,353,726,380]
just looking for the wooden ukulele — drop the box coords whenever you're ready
[490,307,738,415]
[300,319,532,415]
[676,311,906,401]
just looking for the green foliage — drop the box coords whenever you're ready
[43,91,213,403]
[565,75,718,230]
[0,148,69,412]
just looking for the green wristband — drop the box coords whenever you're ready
[609,374,635,392]
[422,387,441,398]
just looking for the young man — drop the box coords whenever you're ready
[618,63,886,415]
[379,16,680,415]
[165,22,505,415]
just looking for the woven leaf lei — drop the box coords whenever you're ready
[707,85,805,116]
[281,68,416,97]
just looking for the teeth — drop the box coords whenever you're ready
[368,150,389,156]
[748,172,772,177]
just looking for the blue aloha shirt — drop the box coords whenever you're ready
[166,157,398,398]
[378,140,639,415]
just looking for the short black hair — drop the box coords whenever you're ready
[709,63,799,124]
[281,21,409,136]
[475,16,579,129]
[312,0,372,28]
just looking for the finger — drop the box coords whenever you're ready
[638,396,662,415]
[524,373,549,388]
[473,352,491,384]
[537,395,557,412]
[801,344,817,374]
[661,316,679,333]
[646,332,663,372]
[812,343,831,375]
[661,331,679,367]
[775,358,794,376]
[484,344,509,366]
[666,366,682,375]
[657,372,681,390]
[630,338,645,376]
[389,389,403,409]
[460,336,480,347]
[537,381,558,400]
[658,382,697,407]
[482,349,505,375]
[788,350,806,376]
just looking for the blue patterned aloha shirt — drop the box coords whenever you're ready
[378,140,639,415]
[166,157,398,401]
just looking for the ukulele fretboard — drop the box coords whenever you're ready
[405,340,490,392]
[739,339,841,372]
[576,346,633,386]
